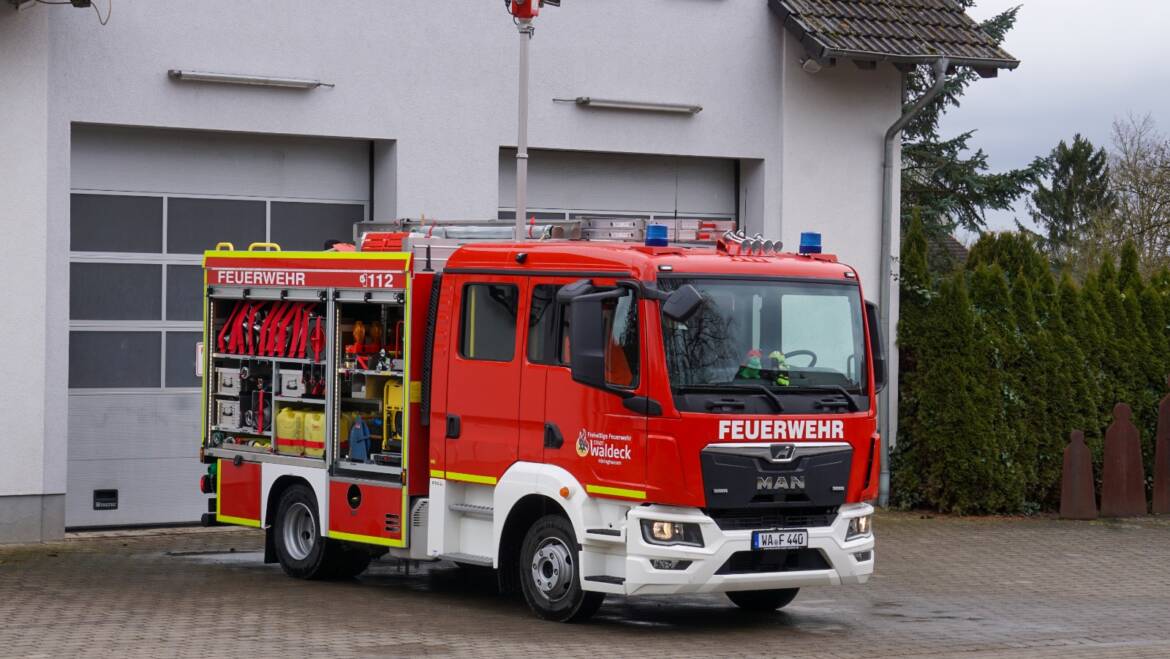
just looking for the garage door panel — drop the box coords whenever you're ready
[68,126,371,526]
[499,148,735,216]
[66,456,205,528]
[67,393,200,462]
[70,194,163,253]
[166,265,204,321]
[69,332,161,389]
[271,201,365,250]
[167,197,266,254]
[70,263,163,321]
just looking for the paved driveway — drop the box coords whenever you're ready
[1,512,1168,658]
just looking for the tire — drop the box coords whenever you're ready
[273,484,374,580]
[518,514,605,622]
[273,484,331,579]
[726,588,799,612]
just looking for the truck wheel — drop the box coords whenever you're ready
[519,514,604,622]
[726,588,799,612]
[273,484,331,579]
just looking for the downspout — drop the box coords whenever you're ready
[878,57,949,506]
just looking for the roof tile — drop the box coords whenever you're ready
[769,0,1018,68]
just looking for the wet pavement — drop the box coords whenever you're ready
[1,512,1169,658]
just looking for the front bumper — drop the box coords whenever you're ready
[611,502,874,596]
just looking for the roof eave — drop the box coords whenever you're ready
[768,0,1020,73]
[820,47,1020,71]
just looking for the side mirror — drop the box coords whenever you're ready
[865,300,887,392]
[567,288,633,397]
[662,284,703,322]
[568,288,622,394]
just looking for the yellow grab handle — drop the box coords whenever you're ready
[247,242,282,252]
[214,242,236,251]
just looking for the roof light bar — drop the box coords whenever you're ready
[167,70,333,89]
[554,97,702,114]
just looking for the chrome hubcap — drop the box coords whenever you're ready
[530,537,574,602]
[283,502,316,561]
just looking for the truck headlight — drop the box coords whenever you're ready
[846,515,873,540]
[640,519,704,547]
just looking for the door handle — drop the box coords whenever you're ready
[544,422,564,449]
[445,414,461,439]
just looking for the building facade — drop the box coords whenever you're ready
[0,0,1012,541]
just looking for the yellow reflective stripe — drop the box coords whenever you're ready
[329,530,404,548]
[409,381,422,403]
[442,471,498,485]
[216,514,262,528]
[586,484,647,500]
[430,469,445,479]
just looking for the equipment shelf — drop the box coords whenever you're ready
[338,368,404,377]
[213,352,324,365]
[275,396,326,404]
[211,425,272,438]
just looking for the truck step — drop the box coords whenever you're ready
[448,502,493,518]
[584,528,624,544]
[442,552,493,567]
[584,575,625,585]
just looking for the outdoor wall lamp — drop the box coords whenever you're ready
[167,70,334,89]
[554,97,702,114]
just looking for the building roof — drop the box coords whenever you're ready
[769,0,1019,73]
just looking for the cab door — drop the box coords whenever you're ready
[542,284,648,501]
[443,276,526,481]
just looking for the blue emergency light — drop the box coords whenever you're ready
[798,232,822,254]
[645,224,669,247]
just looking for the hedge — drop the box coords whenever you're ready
[892,218,1168,514]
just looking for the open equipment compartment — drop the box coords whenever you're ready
[332,289,411,480]
[203,287,331,462]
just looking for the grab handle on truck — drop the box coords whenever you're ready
[248,242,282,252]
[214,242,236,251]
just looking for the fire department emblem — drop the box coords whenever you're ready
[575,429,589,458]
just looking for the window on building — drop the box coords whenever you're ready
[459,283,519,362]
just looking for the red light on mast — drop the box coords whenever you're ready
[508,0,539,19]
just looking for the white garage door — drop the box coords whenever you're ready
[498,149,737,231]
[67,126,370,527]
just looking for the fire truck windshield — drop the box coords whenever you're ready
[659,278,868,400]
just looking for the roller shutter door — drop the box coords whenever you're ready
[67,126,369,527]
[499,149,737,240]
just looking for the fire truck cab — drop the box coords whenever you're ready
[199,227,883,621]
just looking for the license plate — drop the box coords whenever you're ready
[751,529,808,550]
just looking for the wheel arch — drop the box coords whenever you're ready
[493,463,589,592]
[497,493,569,594]
[259,464,331,563]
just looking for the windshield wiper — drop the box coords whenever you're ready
[773,384,861,412]
[673,383,784,413]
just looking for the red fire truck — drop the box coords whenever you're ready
[198,224,883,621]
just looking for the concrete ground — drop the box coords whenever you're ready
[1,512,1169,658]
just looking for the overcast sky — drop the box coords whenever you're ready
[938,0,1170,236]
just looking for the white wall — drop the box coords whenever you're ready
[0,6,65,542]
[778,36,902,291]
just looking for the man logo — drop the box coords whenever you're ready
[770,444,796,461]
[575,429,589,458]
[756,475,806,491]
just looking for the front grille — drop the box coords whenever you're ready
[716,549,831,575]
[705,507,838,531]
